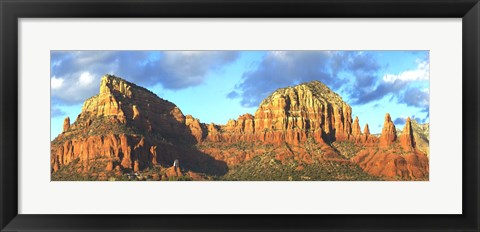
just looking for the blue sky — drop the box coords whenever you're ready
[51,51,429,139]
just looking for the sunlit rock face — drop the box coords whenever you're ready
[204,81,354,145]
[51,75,429,181]
[51,75,225,176]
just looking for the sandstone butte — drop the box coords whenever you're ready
[51,74,429,180]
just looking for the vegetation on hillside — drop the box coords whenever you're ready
[221,142,379,181]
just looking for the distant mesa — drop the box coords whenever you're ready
[51,74,429,181]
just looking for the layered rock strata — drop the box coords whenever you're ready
[51,75,429,180]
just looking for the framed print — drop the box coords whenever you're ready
[1,0,479,231]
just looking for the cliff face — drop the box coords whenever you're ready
[79,75,191,142]
[211,113,256,143]
[185,115,206,143]
[51,75,429,181]
[51,75,227,176]
[253,81,352,144]
[200,81,354,146]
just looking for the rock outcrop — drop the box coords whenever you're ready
[379,113,397,146]
[51,75,227,176]
[215,114,256,143]
[363,124,370,135]
[352,116,361,137]
[63,117,70,132]
[51,75,429,181]
[360,123,377,144]
[165,161,183,178]
[201,81,353,146]
[185,115,205,143]
[351,117,428,180]
[399,117,416,151]
[352,149,429,180]
[253,81,351,145]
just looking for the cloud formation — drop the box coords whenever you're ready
[228,51,335,107]
[228,51,429,111]
[399,87,429,109]
[394,117,406,125]
[51,107,66,118]
[51,51,239,104]
[394,114,428,126]
[51,50,429,120]
[383,61,429,83]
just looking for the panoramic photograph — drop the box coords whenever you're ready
[50,51,429,181]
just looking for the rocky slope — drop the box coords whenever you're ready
[51,75,429,181]
[51,75,227,180]
[351,116,429,180]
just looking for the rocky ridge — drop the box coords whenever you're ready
[51,74,429,181]
[51,75,227,179]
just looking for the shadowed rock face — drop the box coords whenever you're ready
[51,75,228,176]
[51,75,429,180]
[399,117,416,151]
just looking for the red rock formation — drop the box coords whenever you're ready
[351,149,429,180]
[51,75,428,181]
[185,115,204,143]
[63,117,70,132]
[352,116,361,136]
[379,113,397,146]
[105,161,114,171]
[165,161,183,178]
[237,114,255,134]
[206,123,221,142]
[351,116,428,180]
[359,123,377,144]
[251,81,350,145]
[133,160,140,172]
[218,114,256,142]
[51,75,204,174]
[363,123,370,135]
[399,117,416,151]
[200,82,355,146]
[51,134,134,171]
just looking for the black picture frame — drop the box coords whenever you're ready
[1,0,479,231]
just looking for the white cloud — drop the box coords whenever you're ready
[51,72,100,104]
[383,61,429,83]
[51,76,64,90]
[270,51,290,61]
[50,51,240,104]
[77,72,95,87]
